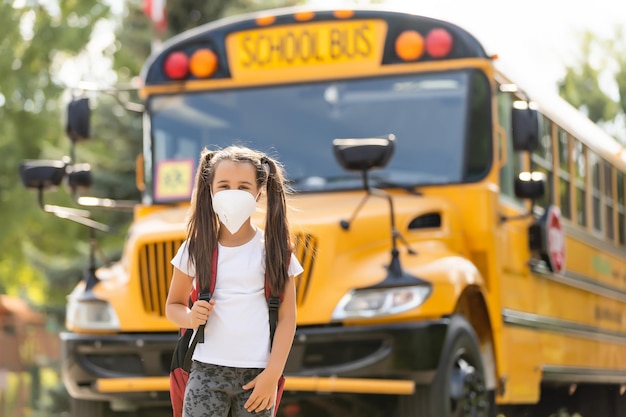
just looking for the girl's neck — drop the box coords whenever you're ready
[218,223,256,247]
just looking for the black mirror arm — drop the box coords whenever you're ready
[36,186,45,210]
[369,187,417,263]
[35,184,110,232]
[499,199,536,223]
[35,184,109,293]
[340,192,371,231]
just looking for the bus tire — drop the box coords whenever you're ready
[398,315,493,417]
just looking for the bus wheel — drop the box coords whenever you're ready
[399,315,493,417]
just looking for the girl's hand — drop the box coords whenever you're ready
[242,370,278,413]
[188,299,215,329]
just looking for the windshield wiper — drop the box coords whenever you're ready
[372,179,422,195]
[290,175,362,190]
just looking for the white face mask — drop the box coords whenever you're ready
[211,189,258,234]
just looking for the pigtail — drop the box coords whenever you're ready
[187,148,219,292]
[262,156,291,296]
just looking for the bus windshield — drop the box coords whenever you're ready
[149,70,490,202]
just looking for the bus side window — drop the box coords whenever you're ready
[531,116,553,209]
[618,171,625,245]
[572,140,587,227]
[604,161,614,241]
[496,90,523,199]
[589,151,602,234]
[557,128,571,220]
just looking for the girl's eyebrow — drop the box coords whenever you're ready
[216,179,254,185]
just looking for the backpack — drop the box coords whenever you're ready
[169,248,285,417]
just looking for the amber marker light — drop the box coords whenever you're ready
[333,10,354,19]
[425,28,453,58]
[294,11,315,21]
[163,51,189,80]
[190,49,218,78]
[395,30,424,61]
[256,15,276,26]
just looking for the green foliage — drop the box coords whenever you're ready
[165,0,306,35]
[0,1,111,304]
[558,33,618,123]
[558,27,626,142]
[112,1,153,80]
[2,0,311,304]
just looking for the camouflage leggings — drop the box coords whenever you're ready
[183,361,274,417]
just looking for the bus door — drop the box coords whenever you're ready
[495,87,543,402]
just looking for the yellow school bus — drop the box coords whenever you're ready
[22,5,626,417]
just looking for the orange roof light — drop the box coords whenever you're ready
[256,15,276,26]
[294,11,315,21]
[425,28,453,58]
[163,51,189,80]
[395,30,424,61]
[190,48,218,78]
[333,10,354,19]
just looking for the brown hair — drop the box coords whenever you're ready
[186,145,292,296]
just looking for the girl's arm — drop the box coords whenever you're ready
[165,267,215,329]
[243,275,297,412]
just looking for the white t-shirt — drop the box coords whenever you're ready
[170,228,303,368]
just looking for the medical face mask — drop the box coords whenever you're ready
[211,189,258,234]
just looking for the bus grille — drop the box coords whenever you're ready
[137,234,317,316]
[138,239,184,317]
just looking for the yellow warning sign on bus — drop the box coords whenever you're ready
[154,159,194,201]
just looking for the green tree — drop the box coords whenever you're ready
[114,0,305,78]
[558,27,626,143]
[165,0,304,34]
[0,1,111,305]
[3,0,312,307]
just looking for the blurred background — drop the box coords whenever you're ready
[0,0,624,415]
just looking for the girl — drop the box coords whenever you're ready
[166,145,303,417]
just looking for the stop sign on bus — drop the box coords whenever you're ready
[546,205,565,274]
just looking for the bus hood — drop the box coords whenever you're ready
[279,190,471,325]
[112,190,471,328]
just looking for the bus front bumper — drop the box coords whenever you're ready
[285,320,449,388]
[60,331,178,405]
[61,319,448,400]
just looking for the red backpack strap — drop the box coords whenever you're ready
[189,280,198,307]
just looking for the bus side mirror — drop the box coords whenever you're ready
[68,163,92,191]
[501,171,546,223]
[66,98,91,142]
[515,171,545,200]
[19,160,66,190]
[333,135,395,172]
[512,102,539,152]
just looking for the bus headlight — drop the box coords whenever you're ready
[66,297,120,331]
[331,285,431,320]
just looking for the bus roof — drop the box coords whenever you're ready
[139,5,625,173]
[140,6,489,86]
